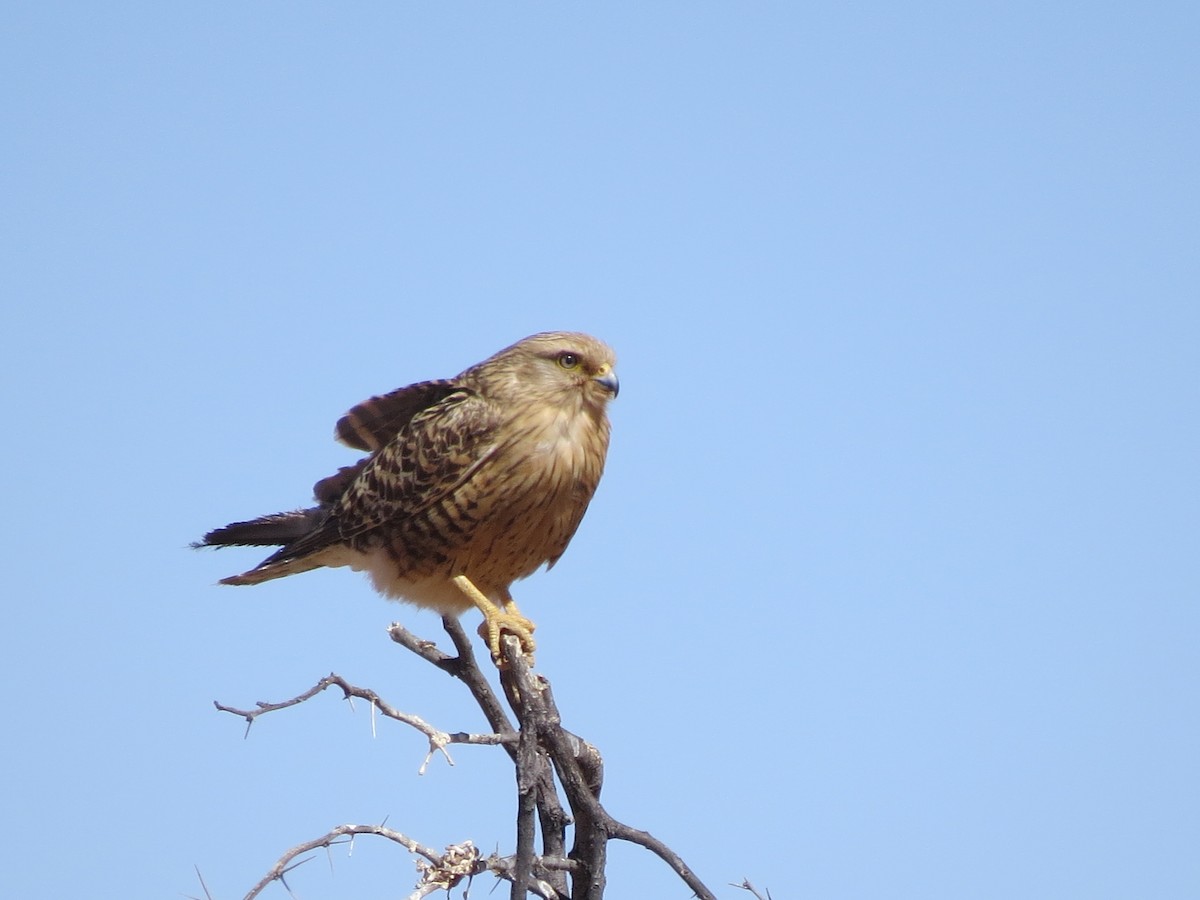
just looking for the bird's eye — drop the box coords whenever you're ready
[557,352,580,369]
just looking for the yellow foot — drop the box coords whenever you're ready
[452,575,537,662]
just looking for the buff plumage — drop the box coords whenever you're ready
[198,332,618,656]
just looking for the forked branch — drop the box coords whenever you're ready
[214,671,513,773]
[212,618,720,899]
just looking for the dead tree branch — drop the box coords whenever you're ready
[241,823,439,900]
[733,879,775,900]
[213,671,513,773]
[212,618,721,899]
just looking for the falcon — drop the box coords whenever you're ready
[197,332,618,659]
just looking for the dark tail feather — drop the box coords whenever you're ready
[217,555,325,586]
[195,508,324,549]
[195,507,333,587]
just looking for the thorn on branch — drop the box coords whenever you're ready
[213,620,721,900]
[732,878,774,900]
[243,824,442,899]
[190,864,215,900]
[214,672,511,773]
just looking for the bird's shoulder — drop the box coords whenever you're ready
[322,387,503,537]
[334,378,462,452]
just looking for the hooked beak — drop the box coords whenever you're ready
[593,368,620,398]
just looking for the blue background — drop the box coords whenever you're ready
[3,4,1197,898]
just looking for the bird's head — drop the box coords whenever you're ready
[474,332,619,409]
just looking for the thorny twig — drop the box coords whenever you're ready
[240,823,438,899]
[212,619,721,899]
[733,878,775,900]
[214,671,513,773]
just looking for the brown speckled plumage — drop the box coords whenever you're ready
[198,332,618,621]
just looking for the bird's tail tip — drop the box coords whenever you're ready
[196,509,329,588]
[217,573,260,586]
[196,509,322,549]
[215,556,323,587]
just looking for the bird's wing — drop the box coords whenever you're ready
[251,388,499,570]
[335,379,460,452]
[331,388,501,539]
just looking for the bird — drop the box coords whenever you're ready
[196,331,619,660]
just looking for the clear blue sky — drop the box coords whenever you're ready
[3,4,1197,898]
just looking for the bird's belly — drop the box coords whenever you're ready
[347,548,478,614]
[359,494,581,611]
[341,432,599,615]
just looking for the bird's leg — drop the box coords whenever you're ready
[452,575,537,662]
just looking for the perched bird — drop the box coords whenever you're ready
[197,332,618,659]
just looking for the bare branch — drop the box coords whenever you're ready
[390,618,518,742]
[732,879,774,900]
[215,622,722,900]
[214,672,513,773]
[186,865,215,900]
[485,851,582,900]
[391,616,572,897]
[609,821,718,900]
[245,820,583,900]
[512,712,540,899]
[496,635,718,900]
[386,621,458,671]
[243,824,440,900]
